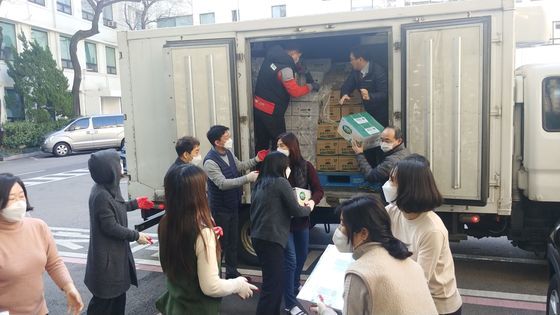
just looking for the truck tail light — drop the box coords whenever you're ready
[459,214,480,224]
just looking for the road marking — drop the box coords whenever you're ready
[15,170,45,176]
[459,288,546,303]
[24,168,90,187]
[453,253,547,266]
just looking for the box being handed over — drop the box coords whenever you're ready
[337,112,383,150]
[293,187,311,206]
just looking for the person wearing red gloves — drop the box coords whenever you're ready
[253,43,320,153]
[85,149,154,315]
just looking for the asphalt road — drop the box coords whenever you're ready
[0,152,550,315]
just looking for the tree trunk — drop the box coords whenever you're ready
[70,7,102,116]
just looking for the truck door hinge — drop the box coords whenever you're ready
[490,107,502,117]
[414,16,425,23]
[393,42,401,51]
[236,53,244,62]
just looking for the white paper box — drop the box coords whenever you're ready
[293,187,311,206]
[297,245,354,312]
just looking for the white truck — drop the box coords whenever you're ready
[118,0,560,263]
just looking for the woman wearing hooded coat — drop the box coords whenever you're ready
[85,149,154,315]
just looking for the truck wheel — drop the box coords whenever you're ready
[238,206,259,265]
[547,276,560,315]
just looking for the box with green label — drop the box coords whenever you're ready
[293,187,312,206]
[337,112,383,149]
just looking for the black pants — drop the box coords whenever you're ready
[253,238,285,315]
[213,211,239,277]
[254,109,286,153]
[87,293,126,315]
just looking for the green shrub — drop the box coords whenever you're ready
[2,119,70,149]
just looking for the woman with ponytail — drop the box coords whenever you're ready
[313,195,437,315]
[383,154,462,315]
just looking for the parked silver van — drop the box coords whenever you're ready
[41,114,125,157]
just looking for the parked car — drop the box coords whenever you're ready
[120,143,127,174]
[547,225,560,315]
[41,114,125,157]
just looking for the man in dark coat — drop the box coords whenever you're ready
[352,126,410,191]
[340,45,389,126]
[165,136,201,177]
[85,149,152,315]
[253,44,320,153]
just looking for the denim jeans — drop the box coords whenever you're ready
[283,228,310,309]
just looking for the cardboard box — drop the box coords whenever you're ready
[338,112,384,149]
[327,90,361,105]
[286,115,319,131]
[338,139,354,155]
[316,156,339,172]
[293,187,311,206]
[290,101,320,116]
[317,123,340,139]
[340,104,364,117]
[327,105,341,122]
[316,140,339,155]
[338,156,359,172]
[305,58,332,72]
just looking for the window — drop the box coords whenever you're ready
[106,46,117,74]
[232,10,238,22]
[0,22,16,61]
[60,36,72,69]
[351,0,373,11]
[4,88,24,121]
[82,0,95,21]
[543,77,560,132]
[85,42,98,72]
[28,0,45,5]
[93,115,123,129]
[57,0,72,14]
[271,5,286,18]
[68,118,90,131]
[31,29,48,49]
[200,12,215,25]
[103,5,114,26]
[156,15,193,28]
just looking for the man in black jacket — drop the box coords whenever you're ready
[253,44,320,153]
[165,136,201,176]
[340,46,389,126]
[352,126,410,190]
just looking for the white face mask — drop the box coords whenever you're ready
[380,142,394,153]
[2,200,27,222]
[332,227,353,253]
[285,166,292,179]
[191,155,203,165]
[277,148,290,157]
[224,138,234,149]
[382,180,398,204]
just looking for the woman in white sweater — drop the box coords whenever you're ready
[383,154,463,315]
[313,195,437,315]
[156,164,257,315]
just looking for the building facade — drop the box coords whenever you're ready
[0,0,125,123]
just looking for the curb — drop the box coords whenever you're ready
[0,150,45,161]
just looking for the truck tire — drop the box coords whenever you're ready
[238,205,259,265]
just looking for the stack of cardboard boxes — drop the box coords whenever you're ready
[315,89,363,172]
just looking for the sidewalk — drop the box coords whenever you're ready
[0,149,44,161]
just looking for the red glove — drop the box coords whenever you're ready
[257,149,270,162]
[136,196,154,210]
[213,226,223,239]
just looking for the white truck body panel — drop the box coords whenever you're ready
[119,0,515,215]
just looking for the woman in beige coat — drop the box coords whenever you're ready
[313,195,437,315]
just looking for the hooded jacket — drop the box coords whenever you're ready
[254,45,311,116]
[84,149,140,299]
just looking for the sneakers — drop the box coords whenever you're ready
[287,306,306,315]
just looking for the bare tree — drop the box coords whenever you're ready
[123,0,190,30]
[70,0,140,116]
